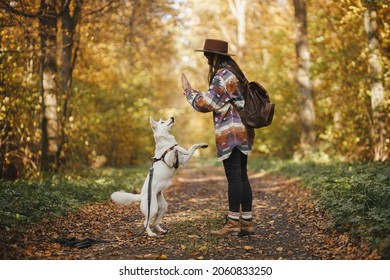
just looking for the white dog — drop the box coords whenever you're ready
[111,117,208,237]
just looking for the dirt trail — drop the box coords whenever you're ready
[1,163,379,260]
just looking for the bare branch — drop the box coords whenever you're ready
[83,0,115,17]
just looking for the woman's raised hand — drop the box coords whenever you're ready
[181,73,191,94]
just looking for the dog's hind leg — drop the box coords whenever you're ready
[140,193,158,237]
[153,192,168,234]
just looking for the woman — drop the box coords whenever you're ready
[181,39,255,236]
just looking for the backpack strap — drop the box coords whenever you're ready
[225,65,249,112]
[226,65,249,86]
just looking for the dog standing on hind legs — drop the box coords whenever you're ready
[111,116,208,237]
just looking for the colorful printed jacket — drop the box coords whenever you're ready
[185,67,255,161]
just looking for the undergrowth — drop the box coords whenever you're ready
[249,158,390,259]
[0,166,147,232]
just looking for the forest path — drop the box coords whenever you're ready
[3,163,378,260]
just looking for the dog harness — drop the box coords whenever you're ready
[144,144,179,234]
[151,144,179,169]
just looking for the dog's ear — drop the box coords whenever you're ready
[150,116,157,131]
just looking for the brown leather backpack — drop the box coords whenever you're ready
[228,67,275,128]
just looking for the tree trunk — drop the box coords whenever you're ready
[293,0,316,156]
[363,4,388,161]
[57,0,83,162]
[39,0,59,172]
[228,0,246,58]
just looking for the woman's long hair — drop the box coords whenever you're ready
[208,55,247,85]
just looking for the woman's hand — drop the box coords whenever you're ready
[181,73,191,94]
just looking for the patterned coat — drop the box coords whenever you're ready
[185,67,254,161]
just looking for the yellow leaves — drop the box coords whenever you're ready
[340,4,365,25]
[135,253,169,260]
[134,98,150,108]
[0,96,8,121]
[191,245,208,260]
[243,246,254,251]
[2,96,10,104]
[157,254,168,260]
[135,253,156,259]
[198,245,209,254]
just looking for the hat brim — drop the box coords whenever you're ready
[195,49,235,56]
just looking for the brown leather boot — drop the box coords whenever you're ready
[240,211,254,236]
[240,219,255,236]
[211,215,241,236]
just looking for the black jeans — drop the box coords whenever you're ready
[222,147,252,213]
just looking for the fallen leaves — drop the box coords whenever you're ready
[134,253,168,260]
[157,254,168,260]
[198,245,209,253]
[243,246,254,251]
[0,165,381,260]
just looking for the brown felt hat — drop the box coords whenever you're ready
[195,39,235,56]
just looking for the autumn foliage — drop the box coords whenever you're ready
[1,0,389,178]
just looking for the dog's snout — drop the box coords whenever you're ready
[171,117,174,122]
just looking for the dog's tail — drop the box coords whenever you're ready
[111,191,141,205]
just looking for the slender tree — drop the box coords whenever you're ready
[362,1,388,161]
[293,0,316,156]
[39,0,60,171]
[57,0,83,162]
[228,0,246,58]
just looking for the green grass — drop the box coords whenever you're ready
[0,166,147,231]
[249,158,390,258]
